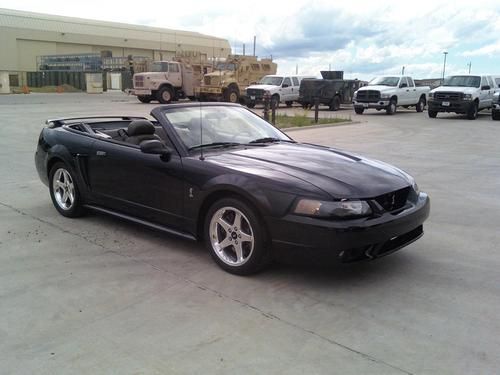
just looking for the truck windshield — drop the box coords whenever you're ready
[215,63,236,71]
[443,76,481,88]
[369,77,400,86]
[258,76,283,86]
[151,62,168,72]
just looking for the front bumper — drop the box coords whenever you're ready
[428,99,473,113]
[353,100,390,110]
[196,86,223,95]
[130,88,153,96]
[267,193,430,263]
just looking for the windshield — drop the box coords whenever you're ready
[151,62,168,72]
[443,75,481,87]
[368,76,400,86]
[258,76,283,86]
[215,63,236,71]
[163,106,291,150]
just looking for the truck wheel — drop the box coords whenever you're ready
[354,107,364,114]
[157,86,174,104]
[467,102,478,120]
[492,110,500,121]
[224,85,240,103]
[246,101,256,108]
[386,99,397,115]
[285,101,293,107]
[416,96,426,112]
[137,95,152,103]
[271,95,280,108]
[428,110,437,118]
[329,96,341,111]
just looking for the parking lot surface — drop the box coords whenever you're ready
[1,92,499,374]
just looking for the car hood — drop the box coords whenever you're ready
[246,84,277,91]
[205,143,411,199]
[431,86,478,94]
[358,85,397,92]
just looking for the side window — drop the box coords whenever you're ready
[480,76,487,88]
[292,77,299,86]
[399,77,408,88]
[407,77,415,87]
[487,77,495,88]
[168,63,180,73]
[283,77,292,87]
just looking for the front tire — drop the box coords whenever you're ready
[354,107,364,114]
[137,95,152,103]
[285,101,293,107]
[467,102,478,120]
[49,162,85,218]
[157,86,174,104]
[224,85,240,103]
[428,110,437,118]
[205,198,271,275]
[386,99,397,115]
[492,110,500,121]
[246,101,256,108]
[271,95,280,108]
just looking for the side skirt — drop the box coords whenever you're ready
[84,204,197,241]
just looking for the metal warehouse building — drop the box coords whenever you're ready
[0,8,231,72]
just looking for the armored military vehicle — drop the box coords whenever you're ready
[298,71,367,111]
[130,53,212,104]
[196,55,277,103]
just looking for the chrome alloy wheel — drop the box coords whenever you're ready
[52,168,75,210]
[209,207,255,266]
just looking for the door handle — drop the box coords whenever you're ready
[96,151,107,156]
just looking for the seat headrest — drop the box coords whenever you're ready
[128,120,155,136]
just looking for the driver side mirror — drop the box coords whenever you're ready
[481,85,490,90]
[282,83,289,88]
[140,140,172,162]
[400,83,408,88]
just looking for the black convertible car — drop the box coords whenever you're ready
[35,103,429,275]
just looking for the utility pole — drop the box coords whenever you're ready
[467,62,472,74]
[296,64,298,74]
[402,66,405,75]
[442,51,448,82]
[243,43,245,56]
[253,36,256,57]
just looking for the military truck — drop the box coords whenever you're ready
[130,54,212,104]
[298,71,366,111]
[196,55,277,103]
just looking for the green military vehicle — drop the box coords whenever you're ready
[196,55,277,103]
[298,71,367,111]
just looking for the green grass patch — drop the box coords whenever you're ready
[274,111,351,129]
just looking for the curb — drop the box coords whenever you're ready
[281,120,362,132]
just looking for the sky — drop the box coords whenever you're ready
[1,0,500,80]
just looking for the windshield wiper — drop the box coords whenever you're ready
[247,137,295,144]
[188,142,241,151]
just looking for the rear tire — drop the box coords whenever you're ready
[137,95,152,103]
[354,107,364,114]
[416,96,425,112]
[205,197,271,275]
[246,101,256,108]
[467,102,478,120]
[285,101,293,107]
[157,86,174,104]
[329,96,341,111]
[428,110,437,118]
[492,110,500,120]
[49,162,85,218]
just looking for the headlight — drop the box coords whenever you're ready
[353,91,358,99]
[429,92,434,99]
[463,94,472,100]
[293,199,372,219]
[380,93,391,99]
[412,181,420,195]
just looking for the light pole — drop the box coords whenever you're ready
[467,62,472,74]
[442,51,448,82]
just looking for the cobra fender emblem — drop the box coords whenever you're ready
[189,188,194,198]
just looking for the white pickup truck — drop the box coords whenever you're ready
[427,75,497,120]
[353,76,430,115]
